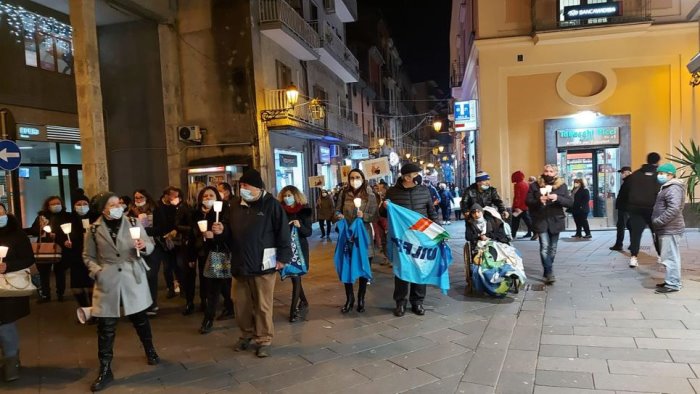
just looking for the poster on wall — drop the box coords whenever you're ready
[340,165,352,181]
[360,157,390,180]
[308,175,326,188]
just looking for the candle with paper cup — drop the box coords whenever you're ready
[212,201,223,223]
[77,307,92,324]
[60,222,72,242]
[82,219,90,229]
[197,220,208,241]
[353,197,362,216]
[42,225,51,234]
[129,227,141,257]
[0,246,8,264]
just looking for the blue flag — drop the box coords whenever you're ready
[334,218,372,284]
[280,227,308,280]
[386,201,453,294]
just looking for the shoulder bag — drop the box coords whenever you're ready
[0,269,37,297]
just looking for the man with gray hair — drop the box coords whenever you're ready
[525,164,573,284]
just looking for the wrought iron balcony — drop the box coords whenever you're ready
[259,0,320,60]
[533,0,652,32]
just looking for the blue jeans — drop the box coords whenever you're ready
[538,231,560,276]
[659,234,682,290]
[0,322,19,357]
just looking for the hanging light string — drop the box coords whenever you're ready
[0,1,73,53]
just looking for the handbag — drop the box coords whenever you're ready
[203,246,232,279]
[280,227,308,280]
[0,269,37,297]
[33,242,62,263]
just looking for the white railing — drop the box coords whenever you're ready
[323,0,358,21]
[260,0,320,49]
[320,22,360,76]
[327,108,362,143]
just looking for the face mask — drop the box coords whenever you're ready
[109,207,123,220]
[350,179,362,190]
[475,216,485,224]
[135,201,146,208]
[413,175,422,185]
[49,205,62,214]
[0,215,7,228]
[284,196,296,206]
[656,174,668,185]
[239,188,256,202]
[542,175,555,184]
[171,198,180,206]
[202,200,215,209]
[480,184,490,191]
[75,206,90,216]
[322,193,328,197]
[120,204,127,211]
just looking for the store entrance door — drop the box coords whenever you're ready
[557,147,620,219]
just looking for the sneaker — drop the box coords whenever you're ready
[656,282,667,288]
[256,345,271,358]
[655,287,680,294]
[174,282,181,294]
[629,256,638,268]
[233,338,251,352]
[544,274,556,284]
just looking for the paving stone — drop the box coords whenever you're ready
[640,310,698,320]
[389,342,469,370]
[541,335,636,348]
[574,311,643,319]
[539,344,578,358]
[534,370,594,389]
[508,325,542,351]
[452,332,486,350]
[325,334,394,355]
[636,338,700,351]
[380,317,456,341]
[406,373,462,394]
[573,326,654,338]
[592,372,695,393]
[298,347,341,364]
[653,328,700,339]
[607,360,695,377]
[495,371,535,394]
[420,327,470,344]
[533,386,614,394]
[352,359,406,380]
[604,319,685,329]
[462,348,507,386]
[543,318,607,327]
[233,356,311,383]
[456,382,496,393]
[577,346,673,362]
[341,368,438,393]
[543,325,573,335]
[537,357,608,373]
[502,350,538,374]
[418,350,474,379]
[277,370,369,394]
[670,350,700,363]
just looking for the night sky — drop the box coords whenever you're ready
[365,0,452,93]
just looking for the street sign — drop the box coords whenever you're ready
[0,140,22,171]
[454,100,478,132]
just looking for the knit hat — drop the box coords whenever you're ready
[618,166,632,173]
[400,163,422,175]
[91,191,117,213]
[470,203,483,211]
[239,168,265,189]
[73,194,90,204]
[657,163,676,176]
[475,171,490,182]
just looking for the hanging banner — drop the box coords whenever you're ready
[360,157,391,180]
[340,165,352,181]
[308,175,325,188]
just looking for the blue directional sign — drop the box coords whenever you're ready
[0,140,22,171]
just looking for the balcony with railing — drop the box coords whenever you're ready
[533,0,652,32]
[323,0,358,23]
[259,0,320,60]
[313,21,360,83]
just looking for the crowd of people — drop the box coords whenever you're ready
[0,154,687,389]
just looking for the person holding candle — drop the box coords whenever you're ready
[277,185,312,322]
[334,169,378,314]
[54,194,94,313]
[0,202,36,382]
[525,164,573,284]
[83,192,158,392]
[29,196,71,303]
[129,190,161,316]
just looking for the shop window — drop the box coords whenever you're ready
[274,149,305,195]
[59,144,83,165]
[24,31,73,74]
[24,36,37,67]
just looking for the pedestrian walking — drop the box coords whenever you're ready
[316,189,334,239]
[510,170,534,239]
[461,171,509,220]
[334,169,378,314]
[83,192,158,392]
[183,187,215,316]
[382,163,439,316]
[153,187,190,299]
[610,166,632,251]
[30,196,71,302]
[571,178,592,239]
[278,186,311,322]
[0,203,36,382]
[212,169,291,358]
[437,183,454,225]
[618,153,661,267]
[525,164,573,284]
[652,163,686,293]
[129,189,160,315]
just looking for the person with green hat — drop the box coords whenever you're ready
[652,163,686,293]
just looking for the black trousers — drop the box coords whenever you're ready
[440,205,451,221]
[97,310,153,364]
[393,276,426,305]
[510,211,533,238]
[183,255,207,305]
[628,210,658,257]
[204,278,234,320]
[161,246,183,291]
[319,220,332,236]
[614,209,629,246]
[38,259,68,298]
[572,213,591,236]
[144,252,161,307]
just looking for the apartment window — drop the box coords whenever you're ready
[353,112,359,125]
[352,85,357,97]
[24,31,73,74]
[313,85,327,103]
[276,60,292,89]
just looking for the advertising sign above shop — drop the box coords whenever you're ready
[279,154,298,167]
[556,127,620,148]
[454,100,478,132]
[16,124,47,141]
[563,1,622,21]
[349,148,370,160]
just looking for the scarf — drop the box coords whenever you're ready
[283,203,303,215]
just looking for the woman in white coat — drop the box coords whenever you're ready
[83,192,158,392]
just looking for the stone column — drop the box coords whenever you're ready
[69,0,109,196]
[158,24,185,188]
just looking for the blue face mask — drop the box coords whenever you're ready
[656,174,669,185]
[283,196,295,206]
[0,215,7,228]
[109,207,123,220]
[49,204,62,214]
[75,205,90,216]
[240,188,255,202]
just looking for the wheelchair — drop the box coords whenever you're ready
[463,242,474,294]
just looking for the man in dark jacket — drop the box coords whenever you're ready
[617,153,661,267]
[461,171,509,219]
[212,169,291,358]
[382,163,439,317]
[610,166,632,251]
[526,164,573,284]
[153,187,190,300]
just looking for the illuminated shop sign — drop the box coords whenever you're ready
[454,100,478,132]
[556,127,619,148]
[563,2,622,21]
[16,124,47,141]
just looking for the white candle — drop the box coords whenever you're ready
[539,187,548,206]
[60,223,72,242]
[42,225,51,234]
[129,227,141,257]
[353,198,362,209]
[212,201,223,223]
[197,220,208,241]
[0,246,8,262]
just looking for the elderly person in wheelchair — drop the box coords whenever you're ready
[464,204,526,296]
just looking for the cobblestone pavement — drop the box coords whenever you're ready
[2,224,700,393]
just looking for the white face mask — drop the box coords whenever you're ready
[135,201,146,208]
[350,179,362,190]
[202,200,215,209]
[109,207,123,220]
[171,198,180,206]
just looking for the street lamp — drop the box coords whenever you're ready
[286,83,299,106]
[433,120,442,132]
[260,83,300,122]
[438,145,444,153]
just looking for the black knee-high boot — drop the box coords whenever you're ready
[290,277,302,322]
[341,283,354,313]
[91,318,117,391]
[129,312,159,365]
[357,278,368,313]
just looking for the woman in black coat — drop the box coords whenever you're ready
[571,178,592,239]
[0,203,35,382]
[54,194,94,310]
[278,186,312,323]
